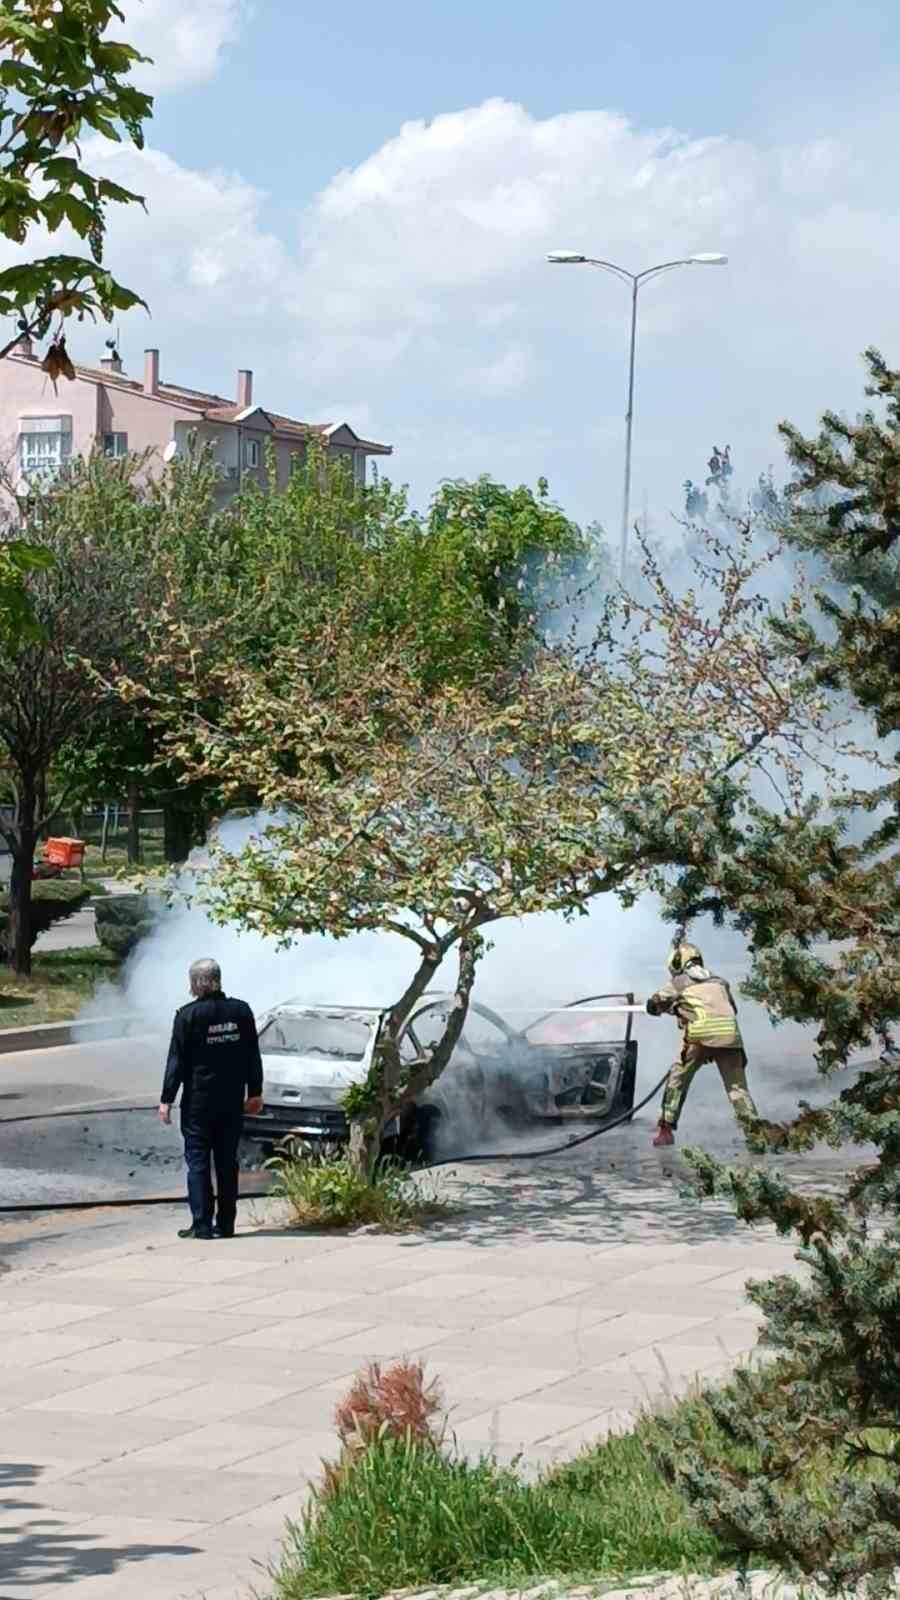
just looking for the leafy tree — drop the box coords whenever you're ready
[0,0,152,363]
[653,349,900,1596]
[72,447,602,863]
[177,446,599,689]
[0,455,148,972]
[118,528,826,1174]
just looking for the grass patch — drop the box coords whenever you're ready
[82,833,167,876]
[267,1146,448,1233]
[272,1360,737,1599]
[272,1353,878,1600]
[272,1419,729,1599]
[0,946,121,1028]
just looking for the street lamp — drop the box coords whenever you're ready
[546,249,728,579]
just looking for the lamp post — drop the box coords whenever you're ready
[547,250,728,580]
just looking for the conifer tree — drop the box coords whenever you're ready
[655,350,900,1596]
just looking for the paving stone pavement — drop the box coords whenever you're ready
[0,1157,810,1600]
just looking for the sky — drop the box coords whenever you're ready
[14,0,900,536]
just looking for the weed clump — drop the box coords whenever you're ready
[265,1144,446,1232]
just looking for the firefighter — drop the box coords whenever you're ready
[158,958,264,1240]
[646,941,757,1147]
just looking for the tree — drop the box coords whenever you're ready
[79,447,603,863]
[0,0,152,363]
[651,350,900,1596]
[118,527,828,1174]
[0,455,147,972]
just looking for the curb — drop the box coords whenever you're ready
[0,1016,141,1054]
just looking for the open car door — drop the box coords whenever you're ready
[517,993,638,1122]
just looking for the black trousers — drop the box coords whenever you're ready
[181,1110,242,1233]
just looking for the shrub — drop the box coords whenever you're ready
[0,879,91,958]
[334,1359,445,1454]
[265,1145,445,1232]
[93,892,160,960]
[322,1359,445,1496]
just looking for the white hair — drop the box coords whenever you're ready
[189,958,222,996]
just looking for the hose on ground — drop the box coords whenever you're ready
[423,1068,670,1168]
[0,1073,670,1215]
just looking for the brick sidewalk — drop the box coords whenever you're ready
[0,1163,801,1599]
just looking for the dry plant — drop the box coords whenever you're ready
[321,1359,446,1497]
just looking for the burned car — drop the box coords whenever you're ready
[242,991,638,1159]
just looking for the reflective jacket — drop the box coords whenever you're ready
[161,993,263,1118]
[647,965,742,1049]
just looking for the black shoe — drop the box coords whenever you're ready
[178,1224,213,1240]
[213,1226,235,1239]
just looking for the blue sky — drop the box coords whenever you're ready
[156,0,898,196]
[18,0,900,537]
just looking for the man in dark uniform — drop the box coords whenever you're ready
[159,958,264,1240]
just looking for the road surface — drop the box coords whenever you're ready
[0,1022,865,1272]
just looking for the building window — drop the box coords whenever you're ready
[103,432,128,459]
[244,438,260,468]
[18,416,72,480]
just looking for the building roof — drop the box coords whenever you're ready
[8,352,392,456]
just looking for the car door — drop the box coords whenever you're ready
[519,993,637,1119]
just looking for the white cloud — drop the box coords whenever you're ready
[16,97,900,524]
[116,0,244,92]
[285,99,900,516]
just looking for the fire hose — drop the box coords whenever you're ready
[0,1070,672,1215]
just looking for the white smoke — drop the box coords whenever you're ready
[84,810,856,1152]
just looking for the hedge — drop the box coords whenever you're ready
[94,893,162,960]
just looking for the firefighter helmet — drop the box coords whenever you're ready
[668,941,704,975]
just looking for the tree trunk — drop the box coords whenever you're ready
[126,778,141,866]
[163,798,194,865]
[344,932,483,1181]
[6,828,35,976]
[348,1114,382,1181]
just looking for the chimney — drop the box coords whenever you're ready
[144,348,160,396]
[237,369,253,409]
[12,332,33,359]
[101,352,123,375]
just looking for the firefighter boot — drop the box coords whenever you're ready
[653,1120,675,1148]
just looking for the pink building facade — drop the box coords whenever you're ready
[0,338,391,499]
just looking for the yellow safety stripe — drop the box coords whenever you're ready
[682,1030,739,1043]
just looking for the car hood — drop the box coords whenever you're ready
[262,1052,367,1103]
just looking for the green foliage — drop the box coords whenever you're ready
[273,1419,730,1599]
[649,350,900,1594]
[0,877,90,956]
[265,1146,445,1232]
[93,891,159,960]
[0,537,53,644]
[179,446,599,688]
[46,449,597,865]
[0,0,152,356]
[371,473,604,688]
